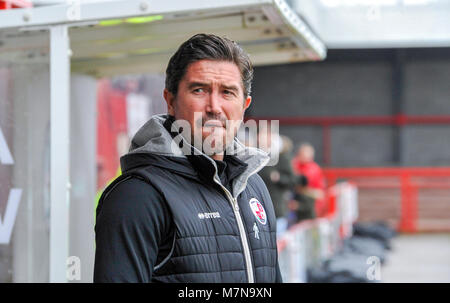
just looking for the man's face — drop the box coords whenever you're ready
[164,60,252,158]
[298,146,314,163]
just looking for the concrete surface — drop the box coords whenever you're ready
[382,233,450,283]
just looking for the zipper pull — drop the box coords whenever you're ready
[233,198,239,211]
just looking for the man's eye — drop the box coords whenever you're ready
[193,88,204,93]
[223,90,235,96]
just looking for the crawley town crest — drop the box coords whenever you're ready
[249,198,267,225]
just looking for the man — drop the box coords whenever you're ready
[292,143,326,217]
[287,174,316,226]
[94,34,282,283]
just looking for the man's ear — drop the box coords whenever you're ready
[244,96,252,111]
[163,88,176,116]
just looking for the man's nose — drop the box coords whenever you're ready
[206,91,221,115]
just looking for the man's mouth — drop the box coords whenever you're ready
[203,120,224,128]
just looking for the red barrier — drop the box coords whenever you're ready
[246,115,450,165]
[247,115,450,127]
[323,167,450,232]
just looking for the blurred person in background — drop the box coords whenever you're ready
[257,125,297,220]
[292,143,326,217]
[286,174,316,227]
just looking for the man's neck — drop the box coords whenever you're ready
[211,153,224,161]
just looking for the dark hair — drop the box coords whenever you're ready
[165,33,253,99]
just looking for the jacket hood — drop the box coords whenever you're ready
[121,114,270,198]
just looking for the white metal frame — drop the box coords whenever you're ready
[0,0,326,282]
[49,24,70,283]
[0,0,325,57]
[0,0,283,28]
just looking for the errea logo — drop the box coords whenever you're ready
[198,212,221,219]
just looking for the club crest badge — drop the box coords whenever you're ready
[249,198,267,225]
